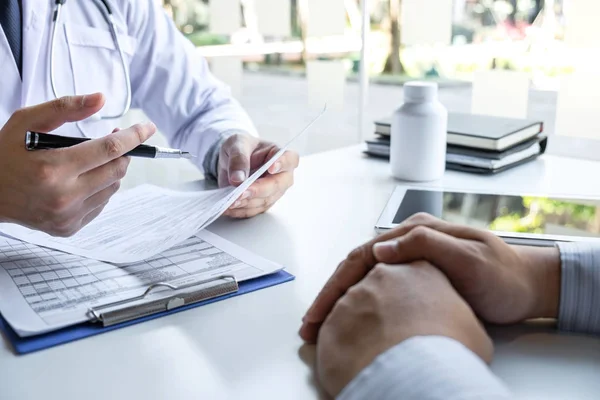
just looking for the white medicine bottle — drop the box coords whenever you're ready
[390,81,448,182]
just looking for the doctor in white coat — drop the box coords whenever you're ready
[0,0,299,237]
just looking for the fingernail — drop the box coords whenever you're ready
[373,241,397,259]
[83,94,99,107]
[298,323,317,343]
[271,162,281,174]
[241,190,252,200]
[305,306,315,321]
[231,171,246,183]
[298,325,305,338]
[231,201,242,209]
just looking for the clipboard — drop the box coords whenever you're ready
[0,270,294,355]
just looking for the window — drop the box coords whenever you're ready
[160,1,600,160]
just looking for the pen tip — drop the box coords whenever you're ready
[183,152,195,159]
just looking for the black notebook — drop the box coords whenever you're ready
[366,135,545,159]
[374,113,543,151]
[364,135,548,174]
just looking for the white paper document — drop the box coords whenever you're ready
[0,231,282,337]
[0,108,326,263]
[0,185,235,263]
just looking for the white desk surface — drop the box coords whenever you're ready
[2,145,600,400]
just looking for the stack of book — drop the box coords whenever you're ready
[365,113,548,174]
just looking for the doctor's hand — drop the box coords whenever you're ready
[217,134,299,219]
[299,213,561,344]
[0,93,156,237]
[316,261,493,397]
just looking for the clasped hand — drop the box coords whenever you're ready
[300,213,561,397]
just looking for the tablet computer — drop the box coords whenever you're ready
[375,187,600,246]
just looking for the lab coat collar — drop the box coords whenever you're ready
[0,26,18,83]
[0,2,27,108]
[21,0,50,107]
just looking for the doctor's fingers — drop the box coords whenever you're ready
[41,184,118,237]
[11,93,105,134]
[224,206,273,219]
[226,190,285,218]
[55,183,121,236]
[229,173,293,209]
[82,182,121,214]
[80,203,109,230]
[77,156,131,195]
[223,189,284,218]
[221,134,259,185]
[265,148,300,175]
[71,200,111,235]
[64,122,156,174]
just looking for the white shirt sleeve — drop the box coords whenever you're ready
[341,243,600,399]
[556,242,600,334]
[120,1,257,175]
[338,336,513,400]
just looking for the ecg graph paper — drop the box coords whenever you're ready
[1,235,261,328]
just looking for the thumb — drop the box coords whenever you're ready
[225,136,255,185]
[372,226,472,280]
[19,93,105,133]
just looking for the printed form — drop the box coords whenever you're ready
[0,185,235,263]
[0,230,282,337]
[0,107,325,263]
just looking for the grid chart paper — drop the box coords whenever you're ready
[0,234,268,332]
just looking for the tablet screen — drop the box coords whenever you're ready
[394,189,600,238]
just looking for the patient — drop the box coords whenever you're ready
[299,213,600,399]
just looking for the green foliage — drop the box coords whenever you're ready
[489,212,544,233]
[522,197,596,222]
[185,32,229,47]
[489,197,596,233]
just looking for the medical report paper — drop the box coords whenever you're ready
[0,107,325,263]
[0,230,282,336]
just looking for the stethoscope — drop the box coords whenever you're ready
[49,0,131,120]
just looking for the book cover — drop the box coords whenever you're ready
[373,113,543,151]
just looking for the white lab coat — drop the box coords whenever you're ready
[0,0,257,172]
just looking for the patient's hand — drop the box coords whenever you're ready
[316,261,493,397]
[300,213,561,344]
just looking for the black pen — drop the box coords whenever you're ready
[25,132,194,159]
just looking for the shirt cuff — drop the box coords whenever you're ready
[556,242,600,334]
[201,130,246,181]
[338,336,512,400]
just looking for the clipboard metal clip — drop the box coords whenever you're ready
[87,275,238,327]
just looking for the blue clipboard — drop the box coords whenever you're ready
[0,270,294,355]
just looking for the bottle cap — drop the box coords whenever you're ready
[403,81,438,103]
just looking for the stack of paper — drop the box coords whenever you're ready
[0,106,326,264]
[0,231,282,336]
[0,107,326,339]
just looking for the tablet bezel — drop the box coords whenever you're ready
[374,186,600,246]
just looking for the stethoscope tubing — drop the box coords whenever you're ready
[49,0,132,120]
